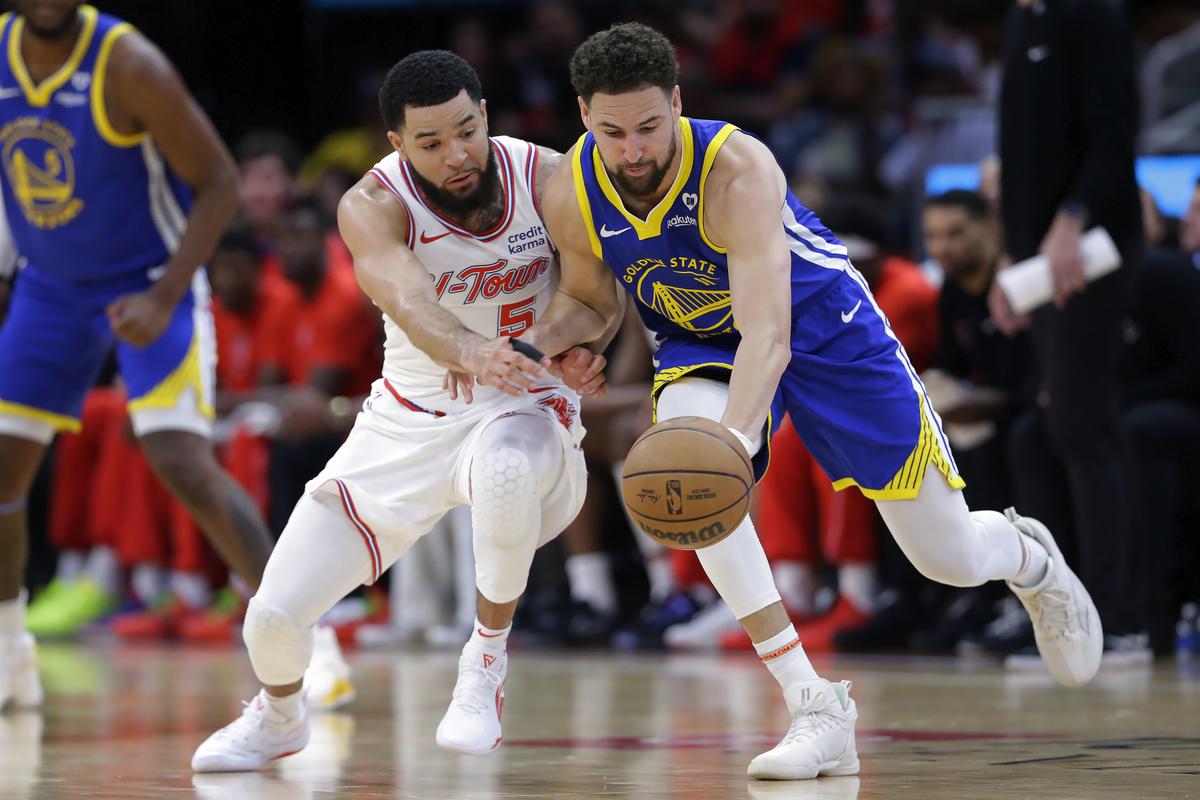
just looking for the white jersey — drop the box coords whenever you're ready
[367,136,557,410]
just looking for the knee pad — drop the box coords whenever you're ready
[470,446,538,549]
[242,597,314,686]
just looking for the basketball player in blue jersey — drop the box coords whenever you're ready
[0,1,350,714]
[471,23,1104,780]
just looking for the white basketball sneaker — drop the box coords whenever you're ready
[303,626,356,711]
[748,679,859,781]
[1004,509,1103,687]
[0,633,42,710]
[192,690,310,772]
[435,645,506,755]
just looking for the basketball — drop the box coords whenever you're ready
[620,416,754,550]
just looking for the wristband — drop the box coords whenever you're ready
[727,427,758,457]
[510,339,546,362]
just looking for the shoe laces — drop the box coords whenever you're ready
[1028,584,1073,641]
[451,655,502,716]
[214,695,290,746]
[779,692,840,746]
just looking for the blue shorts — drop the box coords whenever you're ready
[0,266,215,441]
[652,268,963,500]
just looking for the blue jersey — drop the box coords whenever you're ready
[572,116,962,498]
[0,4,193,289]
[571,117,846,373]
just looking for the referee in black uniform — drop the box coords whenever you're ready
[992,0,1145,653]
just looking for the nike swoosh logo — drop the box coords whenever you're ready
[599,224,630,238]
[419,230,452,244]
[841,299,862,323]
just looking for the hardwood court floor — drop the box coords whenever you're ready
[2,641,1198,799]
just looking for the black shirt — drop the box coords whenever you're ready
[1121,248,1200,407]
[999,0,1142,261]
[935,276,1035,409]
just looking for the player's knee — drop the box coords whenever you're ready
[471,445,538,549]
[242,596,314,686]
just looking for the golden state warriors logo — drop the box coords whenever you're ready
[0,117,84,229]
[622,256,735,335]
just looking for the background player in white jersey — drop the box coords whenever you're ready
[192,50,605,772]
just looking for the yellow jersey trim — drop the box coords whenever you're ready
[591,117,695,241]
[91,22,143,148]
[570,135,604,260]
[696,123,738,255]
[8,4,98,108]
[830,401,965,500]
[0,400,82,433]
[126,333,215,420]
[648,360,773,487]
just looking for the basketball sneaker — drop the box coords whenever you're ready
[0,633,41,710]
[303,625,356,711]
[1004,509,1103,687]
[748,679,859,781]
[191,690,310,772]
[435,644,506,755]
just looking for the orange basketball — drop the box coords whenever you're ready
[620,416,753,550]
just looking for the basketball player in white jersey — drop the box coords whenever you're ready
[191,51,605,772]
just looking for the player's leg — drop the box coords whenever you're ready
[191,494,377,772]
[876,458,1102,687]
[656,377,858,781]
[0,271,113,709]
[119,281,273,589]
[437,409,578,755]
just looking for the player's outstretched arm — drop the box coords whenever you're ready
[702,135,793,444]
[338,177,542,396]
[520,149,622,359]
[102,31,239,346]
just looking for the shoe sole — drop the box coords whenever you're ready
[748,755,860,781]
[435,736,502,756]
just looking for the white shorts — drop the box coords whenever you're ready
[303,378,588,584]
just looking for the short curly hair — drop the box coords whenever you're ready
[569,23,679,103]
[378,50,482,131]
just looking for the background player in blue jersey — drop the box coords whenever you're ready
[468,23,1104,781]
[0,1,348,713]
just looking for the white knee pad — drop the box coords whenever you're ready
[471,445,541,603]
[242,597,314,687]
[471,446,539,549]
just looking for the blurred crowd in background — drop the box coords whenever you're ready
[4,0,1200,668]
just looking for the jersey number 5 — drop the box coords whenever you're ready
[498,296,536,337]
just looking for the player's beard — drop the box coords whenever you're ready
[22,2,82,40]
[410,146,502,223]
[607,134,677,199]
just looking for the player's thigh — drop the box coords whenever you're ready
[254,494,379,628]
[117,277,215,439]
[0,273,112,444]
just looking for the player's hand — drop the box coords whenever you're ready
[986,257,1030,337]
[547,347,608,398]
[1041,211,1087,308]
[443,370,475,404]
[106,288,174,347]
[278,387,335,440]
[463,337,545,396]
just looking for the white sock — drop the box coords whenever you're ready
[170,571,211,609]
[131,563,165,605]
[0,589,27,636]
[772,561,817,616]
[264,687,304,719]
[56,551,86,583]
[645,555,674,602]
[566,552,617,615]
[754,623,819,690]
[468,618,511,654]
[838,563,877,613]
[85,547,120,595]
[1010,530,1050,588]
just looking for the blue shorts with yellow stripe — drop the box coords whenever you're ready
[651,269,963,501]
[0,265,214,441]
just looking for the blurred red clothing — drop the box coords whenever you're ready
[211,272,291,392]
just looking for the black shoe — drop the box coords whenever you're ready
[832,590,923,653]
[912,591,1000,653]
[612,591,703,651]
[564,600,620,647]
[958,597,1035,657]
